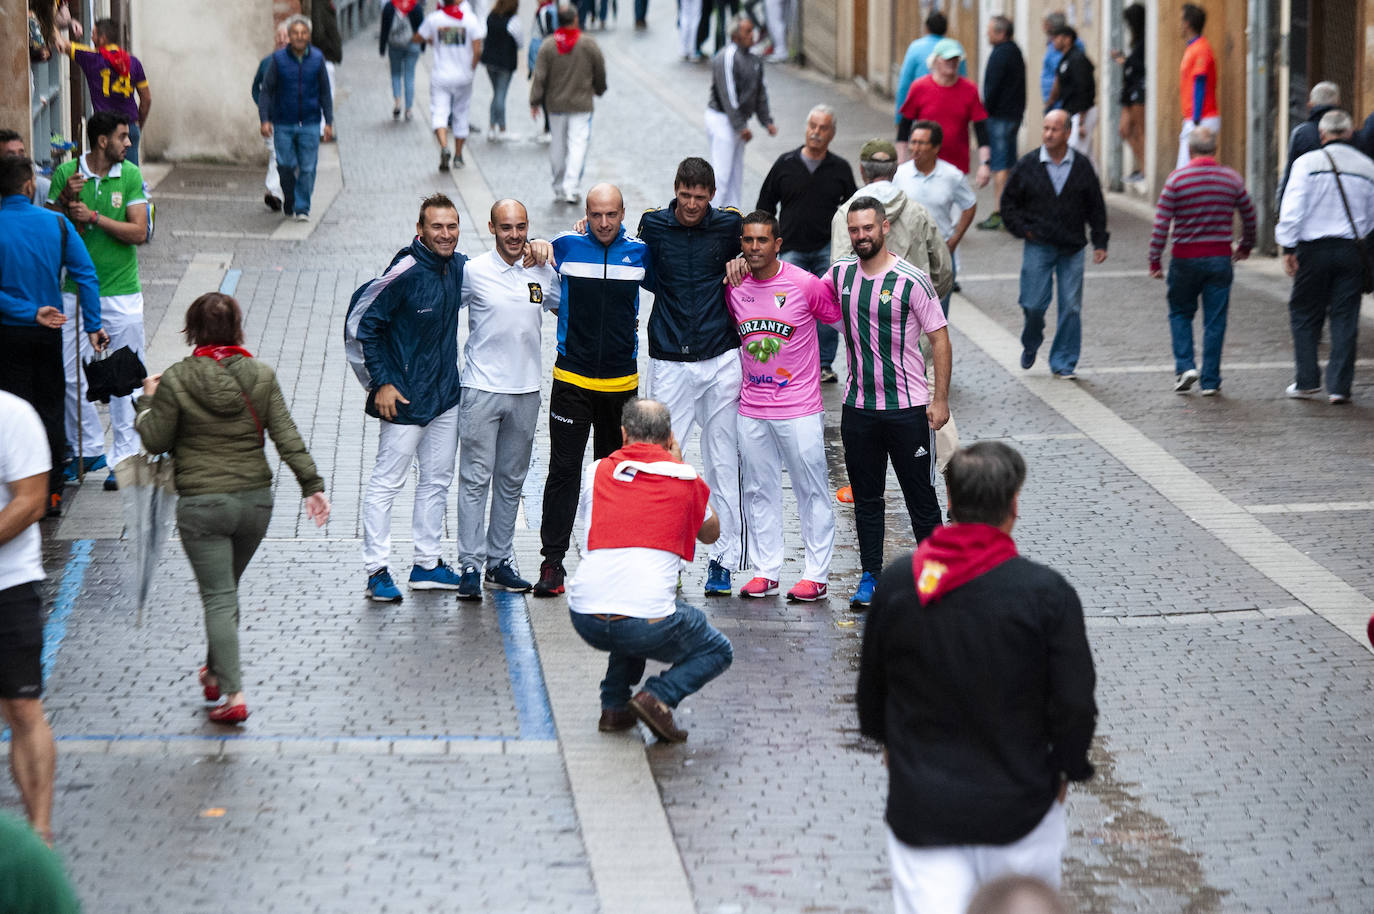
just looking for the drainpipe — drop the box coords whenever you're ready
[1247,0,1278,254]
[1106,0,1125,190]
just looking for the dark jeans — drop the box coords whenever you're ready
[0,324,66,496]
[634,0,648,22]
[840,404,940,574]
[569,606,733,709]
[540,379,637,562]
[780,246,838,369]
[1290,239,1363,398]
[697,0,738,52]
[1166,255,1232,390]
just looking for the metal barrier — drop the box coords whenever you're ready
[335,0,378,44]
[30,55,65,170]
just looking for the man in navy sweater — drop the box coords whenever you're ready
[977,15,1025,231]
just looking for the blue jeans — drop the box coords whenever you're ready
[781,246,838,369]
[1019,241,1084,375]
[486,65,513,130]
[273,122,321,215]
[1166,256,1232,390]
[635,0,648,21]
[388,44,421,110]
[985,116,1020,171]
[569,605,733,710]
[127,121,141,166]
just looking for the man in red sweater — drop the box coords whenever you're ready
[1148,127,1256,396]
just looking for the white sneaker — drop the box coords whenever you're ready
[1285,382,1321,399]
[1200,388,1219,397]
[562,192,580,204]
[1329,393,1352,404]
[294,212,309,222]
[536,132,552,145]
[1174,368,1200,392]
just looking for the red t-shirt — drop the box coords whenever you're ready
[900,76,988,173]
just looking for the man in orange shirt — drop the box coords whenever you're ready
[1176,3,1219,170]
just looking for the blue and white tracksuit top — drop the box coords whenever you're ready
[551,226,651,387]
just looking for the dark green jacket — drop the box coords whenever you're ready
[135,354,325,498]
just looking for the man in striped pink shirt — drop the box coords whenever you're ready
[1149,127,1256,396]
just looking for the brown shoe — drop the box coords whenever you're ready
[629,691,688,743]
[597,708,637,732]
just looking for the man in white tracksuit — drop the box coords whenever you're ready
[704,14,776,208]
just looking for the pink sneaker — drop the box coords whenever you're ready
[786,580,828,602]
[739,576,779,598]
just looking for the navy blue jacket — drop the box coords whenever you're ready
[551,226,649,384]
[348,238,465,426]
[258,45,334,127]
[636,202,742,362]
[983,41,1026,121]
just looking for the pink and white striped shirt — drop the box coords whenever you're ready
[1149,157,1257,269]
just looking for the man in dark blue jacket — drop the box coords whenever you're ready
[349,194,466,602]
[636,157,746,597]
[257,14,333,222]
[978,15,1025,230]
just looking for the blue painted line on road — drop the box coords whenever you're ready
[49,733,547,744]
[42,539,92,683]
[218,269,242,296]
[492,590,557,740]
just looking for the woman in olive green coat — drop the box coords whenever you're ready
[135,292,330,724]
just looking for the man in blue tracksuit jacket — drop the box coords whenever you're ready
[532,182,652,597]
[0,156,105,510]
[348,193,466,601]
[257,14,334,220]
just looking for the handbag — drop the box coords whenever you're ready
[1322,149,1374,294]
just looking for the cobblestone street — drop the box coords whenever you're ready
[6,11,1374,912]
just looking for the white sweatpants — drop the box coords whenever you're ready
[431,80,476,136]
[1068,107,1097,170]
[62,292,145,465]
[1177,116,1222,169]
[649,351,743,569]
[888,801,1067,914]
[705,107,746,209]
[737,412,834,583]
[549,111,593,198]
[764,0,788,51]
[677,0,702,56]
[362,406,459,574]
[321,61,337,137]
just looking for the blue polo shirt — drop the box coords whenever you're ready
[0,195,101,331]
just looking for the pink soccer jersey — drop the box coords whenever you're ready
[727,261,842,420]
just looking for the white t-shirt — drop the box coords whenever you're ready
[460,249,560,394]
[0,392,50,591]
[566,461,711,619]
[419,5,487,86]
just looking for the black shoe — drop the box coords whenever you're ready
[533,560,565,597]
[439,149,451,172]
[102,471,118,491]
[45,493,62,518]
[263,192,282,212]
[819,367,838,384]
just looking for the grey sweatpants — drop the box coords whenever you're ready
[458,389,540,570]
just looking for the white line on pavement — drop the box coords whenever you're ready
[1245,501,1374,514]
[960,269,1152,281]
[1081,359,1374,375]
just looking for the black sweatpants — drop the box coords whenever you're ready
[539,379,637,563]
[840,404,941,575]
[0,324,66,497]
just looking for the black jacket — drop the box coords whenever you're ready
[1001,149,1109,251]
[379,2,425,56]
[756,148,857,253]
[982,41,1026,121]
[856,550,1097,848]
[636,202,743,362]
[481,12,519,70]
[305,0,343,63]
[1279,104,1339,203]
[1052,45,1095,116]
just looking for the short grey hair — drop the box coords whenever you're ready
[809,104,837,127]
[1309,81,1340,108]
[1319,109,1355,139]
[284,13,312,32]
[729,12,756,38]
[860,160,898,182]
[1187,126,1217,156]
[621,398,673,446]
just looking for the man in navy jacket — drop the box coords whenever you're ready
[257,14,334,221]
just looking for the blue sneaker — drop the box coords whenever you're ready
[456,565,482,601]
[366,568,403,603]
[63,454,107,483]
[408,560,464,590]
[484,559,532,593]
[704,560,731,596]
[850,571,878,608]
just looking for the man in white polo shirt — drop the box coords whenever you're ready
[456,199,560,599]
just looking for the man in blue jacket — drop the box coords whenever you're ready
[258,15,333,222]
[0,155,105,515]
[349,193,467,601]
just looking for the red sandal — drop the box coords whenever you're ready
[208,702,249,724]
[198,667,220,702]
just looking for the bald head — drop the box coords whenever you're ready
[1042,110,1071,156]
[586,183,626,245]
[620,397,673,446]
[490,198,528,224]
[488,198,531,264]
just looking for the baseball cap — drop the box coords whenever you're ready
[860,138,898,161]
[933,37,965,59]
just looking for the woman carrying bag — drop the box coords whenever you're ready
[134,292,329,723]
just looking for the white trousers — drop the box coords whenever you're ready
[677,0,702,56]
[430,79,475,136]
[649,351,743,568]
[265,134,282,198]
[362,406,459,574]
[705,107,746,209]
[1068,107,1097,170]
[764,0,788,51]
[888,802,1067,914]
[737,412,833,582]
[549,111,593,198]
[1177,116,1222,169]
[62,292,145,464]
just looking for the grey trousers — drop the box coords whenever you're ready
[458,389,540,569]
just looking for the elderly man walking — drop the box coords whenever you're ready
[1148,127,1256,396]
[257,15,334,222]
[705,14,777,208]
[756,104,856,381]
[1000,110,1108,380]
[857,441,1097,914]
[1277,110,1374,404]
[529,4,605,205]
[894,120,977,315]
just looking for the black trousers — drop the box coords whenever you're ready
[0,324,66,497]
[840,404,941,575]
[540,379,637,563]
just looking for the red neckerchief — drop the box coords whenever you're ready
[554,26,581,54]
[911,523,1018,606]
[193,345,254,361]
[392,0,418,12]
[99,44,132,78]
[440,3,464,18]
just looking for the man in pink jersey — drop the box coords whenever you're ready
[831,196,951,607]
[727,211,842,601]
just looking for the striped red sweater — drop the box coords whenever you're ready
[1149,157,1257,269]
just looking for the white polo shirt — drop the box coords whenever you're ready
[893,158,977,240]
[460,249,561,394]
[0,392,50,591]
